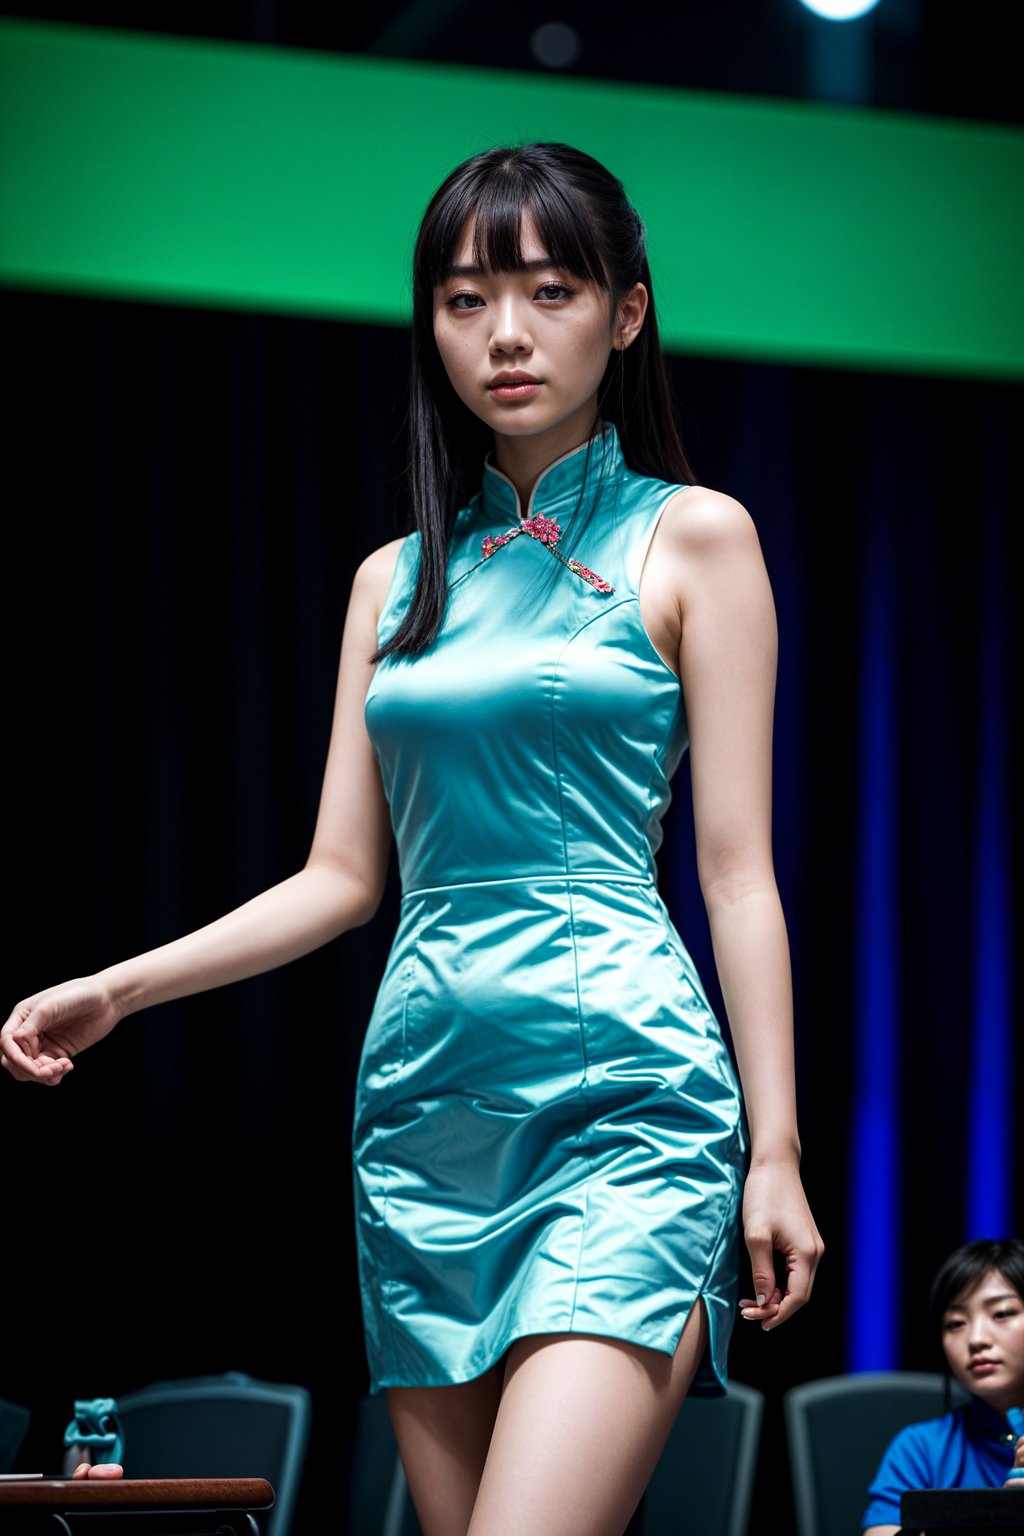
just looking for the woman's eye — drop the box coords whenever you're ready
[447,292,484,310]
[537,282,574,301]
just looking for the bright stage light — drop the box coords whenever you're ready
[799,0,882,18]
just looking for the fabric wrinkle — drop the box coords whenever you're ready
[355,423,748,1396]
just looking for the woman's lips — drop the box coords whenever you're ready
[488,380,542,400]
[969,1361,999,1374]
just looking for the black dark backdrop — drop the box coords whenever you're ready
[2,1,1021,1528]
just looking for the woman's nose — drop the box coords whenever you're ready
[490,296,531,352]
[967,1315,993,1348]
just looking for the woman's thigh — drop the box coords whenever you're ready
[387,1356,506,1536]
[469,1299,709,1536]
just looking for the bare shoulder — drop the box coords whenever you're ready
[354,535,409,620]
[658,484,760,557]
[358,535,408,592]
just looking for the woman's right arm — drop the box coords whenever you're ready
[0,538,405,1085]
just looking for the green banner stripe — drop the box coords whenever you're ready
[2,19,1021,377]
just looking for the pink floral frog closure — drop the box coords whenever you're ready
[473,514,615,595]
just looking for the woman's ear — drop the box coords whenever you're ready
[616,282,649,350]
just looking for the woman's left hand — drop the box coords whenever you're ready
[1004,1435,1024,1487]
[72,1464,124,1479]
[737,1157,824,1331]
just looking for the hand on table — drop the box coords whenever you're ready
[72,1463,123,1479]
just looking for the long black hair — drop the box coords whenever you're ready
[372,141,697,663]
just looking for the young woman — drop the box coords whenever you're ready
[862,1238,1024,1536]
[2,142,823,1536]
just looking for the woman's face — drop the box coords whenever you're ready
[941,1267,1024,1414]
[432,211,645,447]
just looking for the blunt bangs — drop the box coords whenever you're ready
[423,161,610,290]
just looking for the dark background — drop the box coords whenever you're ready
[2,2,1021,1531]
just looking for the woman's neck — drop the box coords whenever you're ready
[492,406,602,511]
[970,1388,1021,1420]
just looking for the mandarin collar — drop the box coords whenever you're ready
[480,422,624,526]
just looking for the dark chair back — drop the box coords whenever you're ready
[0,1396,31,1473]
[645,1380,765,1536]
[115,1370,311,1536]
[783,1370,969,1536]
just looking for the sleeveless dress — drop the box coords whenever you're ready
[355,422,749,1397]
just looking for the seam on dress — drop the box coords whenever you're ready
[378,905,431,1381]
[398,940,418,1076]
[695,1187,744,1391]
[629,593,684,692]
[567,1182,591,1332]
[548,630,600,1333]
[551,594,666,663]
[564,880,592,1105]
[639,678,680,870]
[546,646,572,884]
[373,1122,399,1383]
[401,872,652,897]
[547,636,590,1099]
[377,906,430,1108]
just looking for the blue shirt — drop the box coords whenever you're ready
[862,1398,1016,1528]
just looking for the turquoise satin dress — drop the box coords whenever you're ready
[356,422,748,1396]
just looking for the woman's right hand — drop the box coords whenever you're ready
[0,978,122,1085]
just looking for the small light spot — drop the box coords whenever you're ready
[530,21,582,70]
[798,0,882,18]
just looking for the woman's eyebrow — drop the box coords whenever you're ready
[446,257,559,278]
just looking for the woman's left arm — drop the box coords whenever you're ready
[666,486,825,1332]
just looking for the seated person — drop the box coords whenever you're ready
[862,1236,1024,1536]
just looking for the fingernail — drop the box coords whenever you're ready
[757,1294,766,1306]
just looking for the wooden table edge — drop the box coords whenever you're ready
[0,1477,275,1510]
